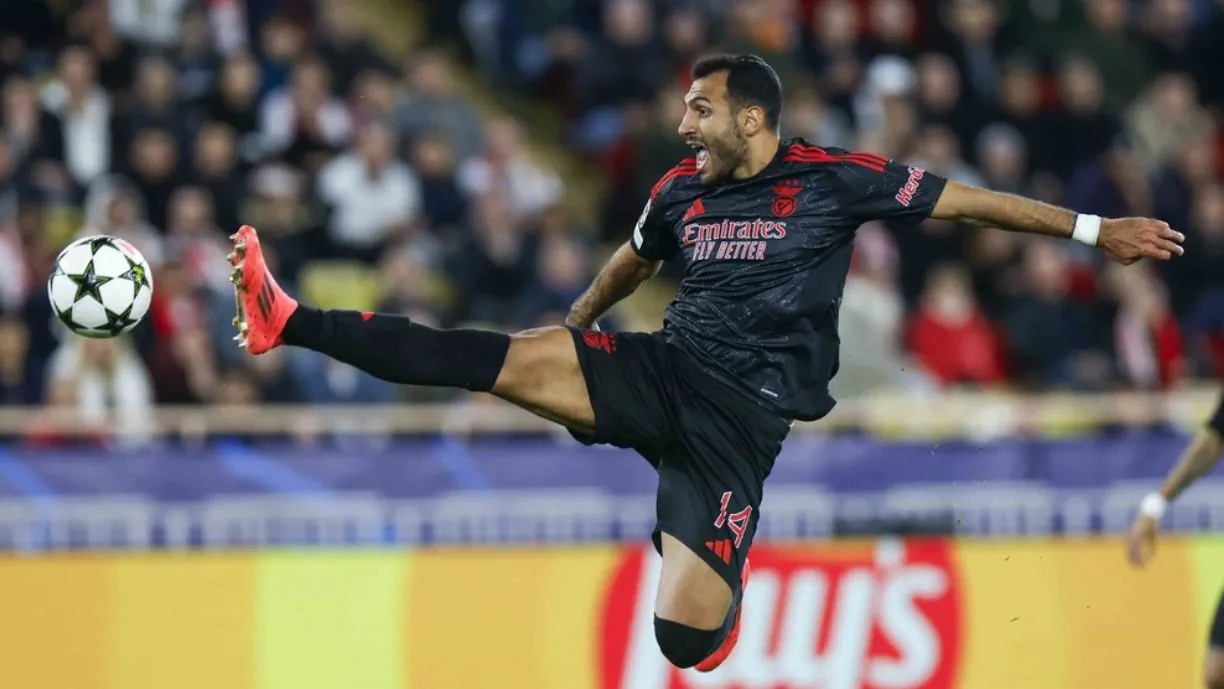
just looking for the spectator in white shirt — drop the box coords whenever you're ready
[260,57,352,167]
[40,45,112,188]
[458,116,562,218]
[108,0,191,48]
[46,337,155,447]
[317,119,421,262]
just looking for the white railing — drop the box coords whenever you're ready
[0,385,1218,438]
[2,481,1224,550]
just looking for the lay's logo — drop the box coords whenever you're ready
[600,540,962,689]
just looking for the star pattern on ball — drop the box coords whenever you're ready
[102,302,142,336]
[71,258,112,305]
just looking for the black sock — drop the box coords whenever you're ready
[281,306,511,392]
[654,617,721,668]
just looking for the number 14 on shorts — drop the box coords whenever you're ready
[713,491,752,549]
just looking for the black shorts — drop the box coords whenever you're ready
[1211,588,1224,648]
[569,328,791,592]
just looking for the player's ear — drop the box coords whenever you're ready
[740,105,765,136]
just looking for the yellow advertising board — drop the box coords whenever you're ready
[0,538,1215,689]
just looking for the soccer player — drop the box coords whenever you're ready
[1127,391,1224,689]
[229,54,1183,671]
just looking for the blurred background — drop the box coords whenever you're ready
[1,0,1224,687]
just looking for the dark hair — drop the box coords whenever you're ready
[690,53,784,131]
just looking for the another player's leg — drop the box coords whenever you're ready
[1206,590,1224,689]
[653,532,748,671]
[227,225,596,432]
[1207,649,1224,689]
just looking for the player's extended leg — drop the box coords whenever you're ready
[654,532,747,671]
[226,226,596,432]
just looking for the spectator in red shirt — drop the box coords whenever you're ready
[907,262,1006,387]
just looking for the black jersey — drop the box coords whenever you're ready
[631,137,948,421]
[1209,389,1224,435]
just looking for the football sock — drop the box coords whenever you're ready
[654,617,721,669]
[281,306,511,392]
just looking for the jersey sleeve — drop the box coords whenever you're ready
[630,196,677,260]
[630,162,692,261]
[1208,389,1224,435]
[823,149,949,225]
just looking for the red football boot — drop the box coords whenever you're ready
[227,225,298,355]
[695,558,750,673]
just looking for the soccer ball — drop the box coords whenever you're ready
[47,235,154,338]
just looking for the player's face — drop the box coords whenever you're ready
[679,73,749,184]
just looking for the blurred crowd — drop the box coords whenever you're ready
[5,0,1224,430]
[432,0,1224,396]
[0,0,592,425]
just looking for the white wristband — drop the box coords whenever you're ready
[1072,214,1101,246]
[1139,492,1168,520]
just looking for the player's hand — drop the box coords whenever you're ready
[1126,514,1160,568]
[1098,218,1185,265]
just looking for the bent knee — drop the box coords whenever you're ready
[654,616,719,669]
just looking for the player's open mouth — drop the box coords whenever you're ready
[692,145,709,171]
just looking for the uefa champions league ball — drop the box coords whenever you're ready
[47,235,154,338]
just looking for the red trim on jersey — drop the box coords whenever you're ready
[649,158,699,200]
[784,144,887,172]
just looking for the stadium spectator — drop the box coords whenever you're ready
[410,131,469,232]
[446,191,538,325]
[204,53,263,158]
[1126,72,1213,175]
[41,45,112,190]
[907,263,1006,387]
[0,313,36,405]
[833,222,917,396]
[190,122,247,234]
[111,56,189,162]
[144,257,219,404]
[45,336,154,443]
[3,75,66,186]
[123,128,187,232]
[1076,0,1153,111]
[242,162,315,287]
[314,0,396,98]
[393,47,484,162]
[316,118,421,263]
[1003,240,1110,389]
[458,117,562,219]
[260,56,352,169]
[1109,263,1186,388]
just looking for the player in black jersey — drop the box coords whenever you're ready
[1127,391,1224,689]
[228,53,1185,671]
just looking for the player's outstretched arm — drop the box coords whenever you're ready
[1127,392,1224,567]
[930,181,1185,264]
[1126,426,1224,567]
[565,241,662,329]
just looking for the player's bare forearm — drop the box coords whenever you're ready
[930,181,1184,264]
[931,181,1075,237]
[1157,429,1224,502]
[565,242,661,329]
